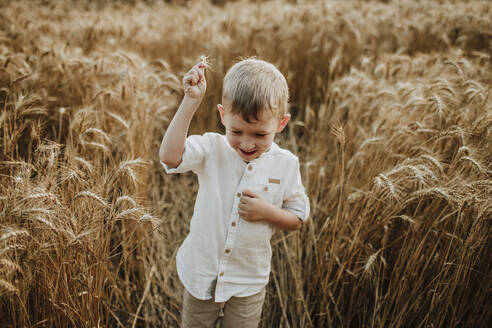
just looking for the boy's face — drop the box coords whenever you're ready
[217,104,290,161]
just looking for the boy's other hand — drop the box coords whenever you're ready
[238,189,271,222]
[183,62,207,100]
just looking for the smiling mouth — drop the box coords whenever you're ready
[239,149,257,156]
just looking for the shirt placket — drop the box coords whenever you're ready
[214,161,256,301]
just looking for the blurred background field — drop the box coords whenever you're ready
[0,0,491,327]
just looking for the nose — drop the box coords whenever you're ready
[240,137,255,151]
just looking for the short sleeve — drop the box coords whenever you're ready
[161,133,214,175]
[282,158,310,221]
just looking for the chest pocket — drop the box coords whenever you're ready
[251,180,282,207]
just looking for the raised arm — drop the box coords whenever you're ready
[159,62,206,168]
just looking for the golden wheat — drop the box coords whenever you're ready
[0,0,491,327]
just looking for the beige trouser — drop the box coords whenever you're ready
[181,288,266,328]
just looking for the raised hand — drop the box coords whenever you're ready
[183,61,207,100]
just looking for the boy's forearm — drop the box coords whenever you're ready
[262,204,302,231]
[159,96,201,168]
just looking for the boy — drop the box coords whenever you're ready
[159,58,310,327]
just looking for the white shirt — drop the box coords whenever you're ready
[162,132,310,302]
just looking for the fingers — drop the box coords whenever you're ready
[238,203,247,216]
[241,189,258,198]
[192,62,206,78]
[196,62,206,73]
[238,200,251,214]
[198,62,206,70]
[192,65,206,87]
[184,70,199,86]
[239,196,251,207]
[238,208,252,221]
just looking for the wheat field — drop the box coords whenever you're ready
[0,0,491,327]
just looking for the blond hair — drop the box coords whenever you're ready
[222,58,289,122]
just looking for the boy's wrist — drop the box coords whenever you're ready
[260,202,276,224]
[182,94,203,110]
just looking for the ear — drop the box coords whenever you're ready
[276,114,291,132]
[217,104,226,126]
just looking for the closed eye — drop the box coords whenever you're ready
[255,133,266,137]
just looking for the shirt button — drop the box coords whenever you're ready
[219,272,224,277]
[237,192,241,197]
[225,249,230,254]
[231,221,236,227]
[248,165,253,171]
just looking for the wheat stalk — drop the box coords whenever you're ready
[75,191,108,207]
[0,229,29,243]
